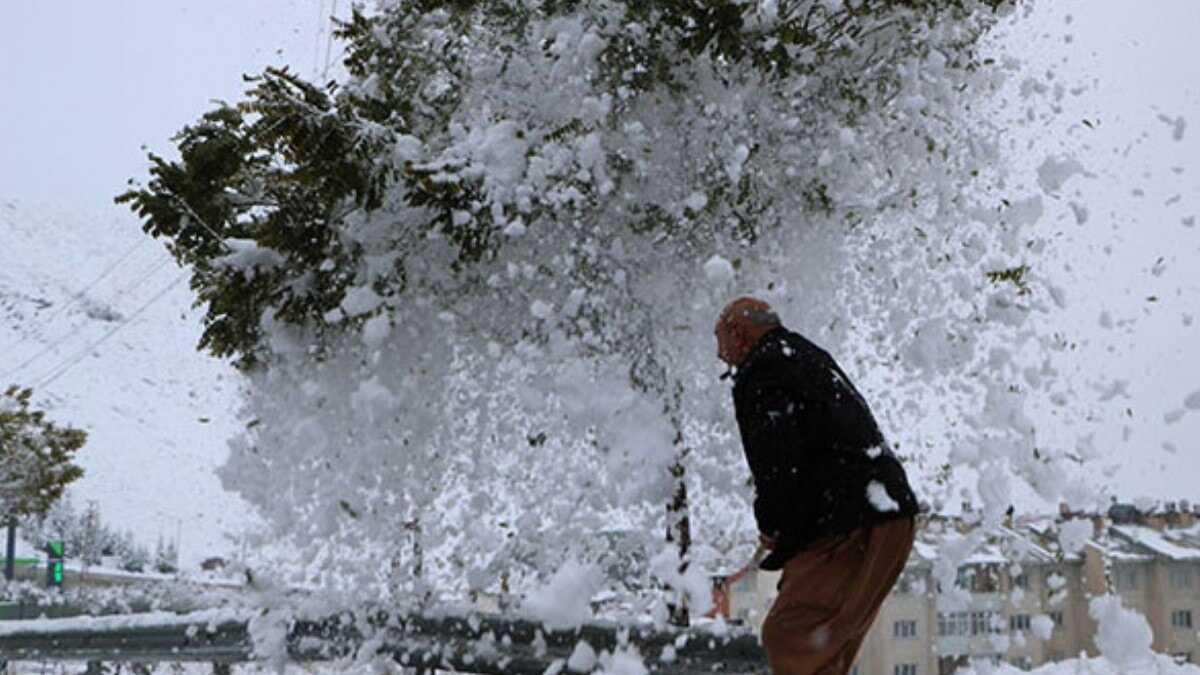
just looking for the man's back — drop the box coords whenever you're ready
[731,326,918,569]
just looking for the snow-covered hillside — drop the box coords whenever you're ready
[0,198,246,566]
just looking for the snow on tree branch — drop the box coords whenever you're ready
[117,0,1106,634]
[0,386,85,519]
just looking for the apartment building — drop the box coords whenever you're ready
[709,503,1200,673]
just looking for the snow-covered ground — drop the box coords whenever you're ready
[0,199,248,567]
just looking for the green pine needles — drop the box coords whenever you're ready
[0,386,86,518]
[119,0,1017,371]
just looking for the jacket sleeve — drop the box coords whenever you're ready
[738,376,819,540]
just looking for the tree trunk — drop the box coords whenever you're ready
[665,450,692,627]
[665,378,693,628]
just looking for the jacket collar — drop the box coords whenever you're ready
[732,326,789,385]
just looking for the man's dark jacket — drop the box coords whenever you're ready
[732,327,918,570]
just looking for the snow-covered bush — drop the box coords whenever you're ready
[120,0,1095,616]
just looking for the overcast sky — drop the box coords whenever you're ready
[1010,1,1200,501]
[0,0,341,212]
[1,1,1198,556]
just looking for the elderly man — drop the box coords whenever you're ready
[715,297,918,675]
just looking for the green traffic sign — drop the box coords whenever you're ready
[46,541,65,588]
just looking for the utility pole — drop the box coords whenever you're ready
[4,517,15,582]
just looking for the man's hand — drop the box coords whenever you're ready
[747,533,777,569]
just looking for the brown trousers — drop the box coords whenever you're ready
[761,517,916,675]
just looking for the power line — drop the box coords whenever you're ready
[312,0,327,79]
[2,236,149,353]
[33,272,190,391]
[321,0,340,80]
[0,257,176,383]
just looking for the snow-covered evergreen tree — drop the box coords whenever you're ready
[0,386,85,519]
[112,530,141,572]
[152,535,179,575]
[78,501,104,566]
[120,0,1097,612]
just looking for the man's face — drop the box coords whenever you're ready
[715,320,746,366]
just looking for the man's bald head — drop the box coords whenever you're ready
[715,297,782,366]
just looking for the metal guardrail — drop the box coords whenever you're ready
[0,609,766,674]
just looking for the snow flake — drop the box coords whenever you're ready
[361,313,391,348]
[523,559,602,631]
[866,481,899,512]
[702,255,735,284]
[1030,614,1053,640]
[531,300,554,319]
[340,284,384,317]
[1157,113,1187,141]
[658,645,677,663]
[1183,389,1200,410]
[596,647,648,675]
[1057,519,1092,556]
[504,218,527,237]
[1089,595,1154,669]
[725,144,750,183]
[1036,155,1084,194]
[567,640,597,672]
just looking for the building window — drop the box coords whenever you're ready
[1171,569,1193,589]
[1048,611,1064,627]
[1009,614,1031,632]
[894,664,918,675]
[1115,567,1139,591]
[1172,610,1193,629]
[936,610,1003,634]
[956,566,998,592]
[1172,653,1192,665]
[893,619,918,639]
[938,612,968,636]
[938,611,1000,636]
[956,567,973,590]
[970,611,999,635]
[1013,573,1029,590]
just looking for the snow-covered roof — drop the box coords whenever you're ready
[910,540,939,564]
[907,518,1071,570]
[1109,525,1200,561]
[1104,548,1155,563]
